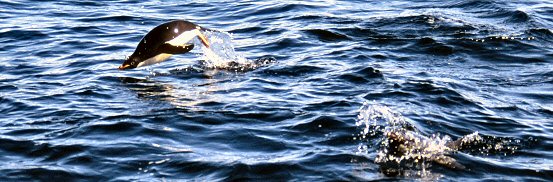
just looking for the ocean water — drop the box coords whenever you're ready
[1,0,552,181]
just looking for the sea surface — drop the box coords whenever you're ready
[1,0,552,181]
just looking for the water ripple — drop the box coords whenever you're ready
[1,0,552,181]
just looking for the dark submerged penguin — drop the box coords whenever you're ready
[382,128,466,170]
[119,20,211,70]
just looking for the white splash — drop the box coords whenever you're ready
[355,103,455,164]
[355,102,524,178]
[198,31,250,68]
[355,102,410,138]
[355,102,469,177]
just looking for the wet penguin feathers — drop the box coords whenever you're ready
[119,20,210,70]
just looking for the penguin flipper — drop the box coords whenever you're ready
[433,155,465,170]
[159,43,194,54]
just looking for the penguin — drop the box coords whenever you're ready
[379,128,467,170]
[375,128,474,176]
[119,20,211,70]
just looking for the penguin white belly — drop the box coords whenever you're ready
[136,53,173,68]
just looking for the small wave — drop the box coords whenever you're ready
[1,166,99,181]
[302,29,351,42]
[0,97,39,116]
[229,26,267,34]
[261,65,326,77]
[240,3,319,17]
[64,1,105,7]
[507,10,531,23]
[526,28,553,41]
[292,116,347,133]
[289,14,359,25]
[364,80,483,109]
[0,29,49,41]
[78,15,139,23]
[0,0,22,7]
[450,36,548,63]
[0,85,17,92]
[337,67,383,83]
[412,37,454,55]
[68,25,104,34]
[446,0,505,10]
[82,121,143,134]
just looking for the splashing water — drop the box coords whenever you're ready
[188,30,276,72]
[356,102,411,138]
[197,30,249,68]
[355,103,462,175]
[355,102,523,178]
[356,103,458,169]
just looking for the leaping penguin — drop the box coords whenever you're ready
[119,20,211,70]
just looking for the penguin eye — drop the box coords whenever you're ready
[131,62,135,65]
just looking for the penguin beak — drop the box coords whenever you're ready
[118,64,131,70]
[197,32,210,48]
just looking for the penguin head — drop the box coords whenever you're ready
[118,56,141,70]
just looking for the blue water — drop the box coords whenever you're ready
[1,0,552,181]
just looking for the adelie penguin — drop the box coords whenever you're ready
[119,20,211,70]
